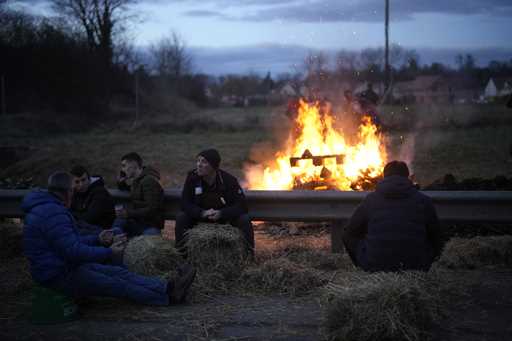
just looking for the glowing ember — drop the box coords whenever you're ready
[245,99,387,190]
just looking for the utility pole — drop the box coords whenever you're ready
[1,75,6,115]
[384,0,390,94]
[134,70,139,127]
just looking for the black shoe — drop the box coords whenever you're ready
[168,264,196,304]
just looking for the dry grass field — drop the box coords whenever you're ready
[1,103,511,188]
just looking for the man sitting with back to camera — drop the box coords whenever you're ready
[70,165,115,235]
[175,148,255,253]
[22,171,196,306]
[342,161,443,272]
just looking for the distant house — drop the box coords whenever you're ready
[280,83,297,97]
[392,75,481,104]
[393,76,449,104]
[484,77,512,99]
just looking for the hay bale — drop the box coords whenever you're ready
[123,235,182,277]
[0,221,23,260]
[185,223,248,280]
[437,235,512,269]
[240,258,327,296]
[323,271,442,341]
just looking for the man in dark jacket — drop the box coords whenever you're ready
[114,152,165,237]
[175,149,254,252]
[342,161,442,272]
[22,171,195,306]
[70,165,115,231]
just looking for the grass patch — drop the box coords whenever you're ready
[436,235,512,269]
[322,271,442,341]
[0,221,23,260]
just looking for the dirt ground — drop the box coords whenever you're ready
[1,226,511,341]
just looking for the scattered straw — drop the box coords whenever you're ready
[322,271,442,341]
[273,243,354,271]
[123,235,182,277]
[240,258,327,296]
[436,235,512,269]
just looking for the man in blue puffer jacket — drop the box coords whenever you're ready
[22,171,196,306]
[342,161,442,272]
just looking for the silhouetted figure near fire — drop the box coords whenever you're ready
[357,83,381,127]
[342,161,442,272]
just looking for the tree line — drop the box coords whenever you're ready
[2,0,512,117]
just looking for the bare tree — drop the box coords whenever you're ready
[51,0,136,67]
[150,32,192,79]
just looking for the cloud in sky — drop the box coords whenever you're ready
[12,0,512,23]
[181,0,512,23]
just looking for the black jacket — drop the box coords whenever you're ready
[342,175,442,272]
[181,169,248,221]
[71,176,115,228]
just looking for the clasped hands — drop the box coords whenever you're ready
[201,208,222,221]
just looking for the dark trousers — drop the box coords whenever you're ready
[175,212,255,251]
[46,263,169,306]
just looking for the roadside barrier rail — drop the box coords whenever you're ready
[1,189,511,252]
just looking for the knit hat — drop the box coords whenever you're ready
[197,148,221,169]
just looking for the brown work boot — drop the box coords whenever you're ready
[167,264,196,304]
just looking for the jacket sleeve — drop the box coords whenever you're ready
[181,174,203,219]
[127,178,163,219]
[342,200,369,248]
[82,190,114,227]
[45,210,112,264]
[220,179,248,220]
[424,198,443,259]
[80,234,100,246]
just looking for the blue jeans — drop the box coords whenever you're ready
[112,218,161,237]
[47,263,169,306]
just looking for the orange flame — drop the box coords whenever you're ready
[245,99,387,190]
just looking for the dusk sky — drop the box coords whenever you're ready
[11,0,512,75]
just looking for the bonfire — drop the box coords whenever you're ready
[246,99,387,191]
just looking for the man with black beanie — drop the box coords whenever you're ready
[175,148,255,253]
[342,160,442,272]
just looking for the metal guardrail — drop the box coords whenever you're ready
[2,189,512,252]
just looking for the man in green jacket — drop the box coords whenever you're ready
[114,152,165,237]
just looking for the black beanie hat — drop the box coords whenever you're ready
[198,148,221,169]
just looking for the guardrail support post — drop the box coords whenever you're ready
[331,219,346,253]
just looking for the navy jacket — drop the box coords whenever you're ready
[343,176,442,272]
[22,190,112,284]
[181,169,248,221]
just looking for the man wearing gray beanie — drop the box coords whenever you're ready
[175,148,255,254]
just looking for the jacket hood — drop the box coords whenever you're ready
[21,190,63,213]
[140,166,160,180]
[376,175,416,199]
